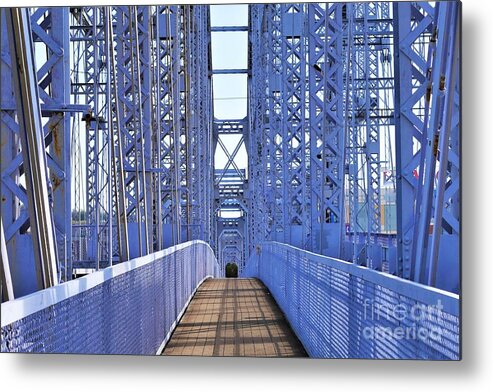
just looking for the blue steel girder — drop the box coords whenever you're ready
[308,3,344,256]
[264,4,285,241]
[393,1,460,283]
[409,2,460,284]
[106,7,131,264]
[181,5,213,244]
[156,5,183,246]
[79,7,114,269]
[345,2,393,269]
[247,4,269,253]
[280,4,309,247]
[214,118,248,135]
[393,2,433,279]
[426,3,460,286]
[1,8,73,288]
[179,5,192,242]
[2,8,62,295]
[114,6,152,258]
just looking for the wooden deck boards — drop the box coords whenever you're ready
[162,278,307,358]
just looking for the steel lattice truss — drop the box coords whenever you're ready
[1,2,460,299]
[393,1,460,285]
[247,2,460,291]
[248,3,347,253]
[345,2,393,270]
[1,6,213,297]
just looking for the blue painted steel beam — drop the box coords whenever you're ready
[4,8,59,291]
[210,26,248,32]
[212,69,249,74]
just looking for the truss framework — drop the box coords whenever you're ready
[247,2,460,289]
[0,3,460,299]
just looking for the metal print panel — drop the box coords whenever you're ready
[0,2,461,359]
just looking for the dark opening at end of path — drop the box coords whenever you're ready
[225,263,238,278]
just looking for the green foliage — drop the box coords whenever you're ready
[225,262,238,278]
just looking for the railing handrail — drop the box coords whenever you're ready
[1,240,216,327]
[243,241,460,359]
[247,241,459,316]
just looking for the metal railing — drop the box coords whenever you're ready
[1,240,219,354]
[242,242,460,359]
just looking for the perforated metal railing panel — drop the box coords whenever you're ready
[242,242,460,360]
[1,240,218,354]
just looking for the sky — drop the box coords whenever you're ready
[210,5,249,172]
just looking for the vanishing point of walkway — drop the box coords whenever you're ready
[162,278,307,357]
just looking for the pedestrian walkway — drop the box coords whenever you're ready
[162,278,307,357]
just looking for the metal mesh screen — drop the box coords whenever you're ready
[243,242,460,360]
[1,240,218,354]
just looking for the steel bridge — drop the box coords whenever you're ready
[1,3,460,359]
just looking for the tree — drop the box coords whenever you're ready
[225,262,238,278]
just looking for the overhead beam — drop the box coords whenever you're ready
[212,68,249,75]
[211,26,248,32]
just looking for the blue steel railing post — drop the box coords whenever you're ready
[190,7,200,241]
[205,6,214,246]
[187,5,212,243]
[204,6,214,245]
[196,6,204,241]
[31,7,76,279]
[363,3,381,269]
[179,5,191,242]
[206,6,214,246]
[131,6,151,255]
[347,3,366,265]
[280,4,289,246]
[106,8,114,268]
[149,6,161,252]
